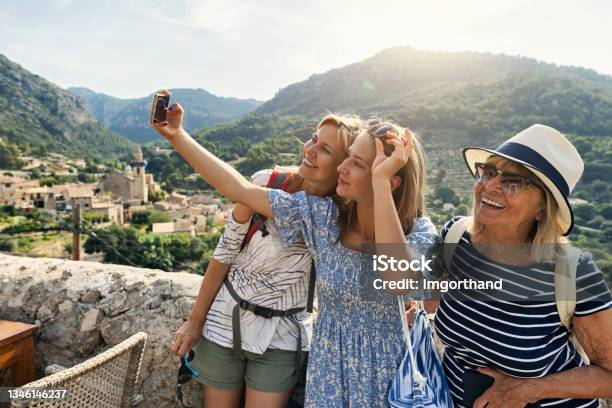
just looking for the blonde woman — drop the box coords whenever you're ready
[435,124,612,408]
[158,89,362,407]
[153,104,436,407]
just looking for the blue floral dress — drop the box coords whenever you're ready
[269,190,437,407]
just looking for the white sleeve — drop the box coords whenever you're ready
[212,209,252,264]
[211,169,273,264]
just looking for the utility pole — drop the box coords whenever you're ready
[72,204,81,261]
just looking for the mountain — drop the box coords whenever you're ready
[69,87,263,144]
[257,47,612,124]
[0,54,133,160]
[196,47,612,197]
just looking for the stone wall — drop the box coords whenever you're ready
[0,253,204,407]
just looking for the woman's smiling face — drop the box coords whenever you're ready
[298,123,349,193]
[335,132,376,204]
[474,158,545,234]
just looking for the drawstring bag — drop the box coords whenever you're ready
[388,297,454,408]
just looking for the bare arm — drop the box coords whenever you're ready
[189,259,230,324]
[232,203,254,224]
[152,90,272,217]
[170,259,231,356]
[371,131,415,245]
[371,132,419,293]
[531,309,612,399]
[474,309,612,408]
[170,205,253,356]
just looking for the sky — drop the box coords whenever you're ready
[1,0,611,101]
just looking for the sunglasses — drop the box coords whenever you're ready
[365,116,398,138]
[176,351,200,408]
[473,162,542,195]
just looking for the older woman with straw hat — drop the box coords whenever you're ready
[434,124,612,408]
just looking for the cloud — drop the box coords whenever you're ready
[51,0,78,10]
[137,0,252,34]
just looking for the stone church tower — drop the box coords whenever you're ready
[130,146,148,203]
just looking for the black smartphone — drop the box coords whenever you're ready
[149,93,170,125]
[463,369,494,407]
[462,369,541,408]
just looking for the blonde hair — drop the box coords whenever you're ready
[338,123,426,235]
[277,114,362,196]
[316,113,362,154]
[470,156,566,263]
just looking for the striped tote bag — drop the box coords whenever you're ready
[388,298,454,408]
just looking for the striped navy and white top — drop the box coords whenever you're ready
[202,169,313,354]
[435,216,611,408]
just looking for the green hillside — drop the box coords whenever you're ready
[181,48,612,281]
[0,54,133,159]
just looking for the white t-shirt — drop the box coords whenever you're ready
[202,169,313,354]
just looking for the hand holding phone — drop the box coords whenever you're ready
[149,93,170,125]
[462,369,541,408]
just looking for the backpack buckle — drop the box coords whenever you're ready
[254,305,274,319]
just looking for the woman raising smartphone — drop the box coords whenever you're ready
[153,90,436,407]
[163,90,362,408]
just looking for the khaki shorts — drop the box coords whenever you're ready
[190,337,298,393]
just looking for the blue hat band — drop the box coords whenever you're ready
[495,142,570,197]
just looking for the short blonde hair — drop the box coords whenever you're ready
[339,123,426,234]
[470,156,566,263]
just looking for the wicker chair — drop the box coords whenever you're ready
[11,332,147,408]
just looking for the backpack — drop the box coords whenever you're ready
[223,170,316,375]
[241,170,291,249]
[442,216,589,363]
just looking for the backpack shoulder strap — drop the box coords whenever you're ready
[306,260,316,313]
[443,216,473,272]
[270,171,289,190]
[242,171,290,248]
[554,246,590,363]
[555,246,581,330]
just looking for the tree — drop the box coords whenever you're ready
[434,186,460,206]
[574,204,596,223]
[148,190,165,203]
[598,204,612,219]
[0,141,23,170]
[0,239,15,252]
[601,222,612,243]
[131,211,151,226]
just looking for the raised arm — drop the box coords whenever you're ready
[152,89,272,218]
[371,131,421,294]
[371,131,414,245]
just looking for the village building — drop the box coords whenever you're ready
[153,201,171,212]
[91,202,124,225]
[151,220,196,237]
[188,193,221,206]
[166,192,188,207]
[98,146,160,204]
[0,176,35,205]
